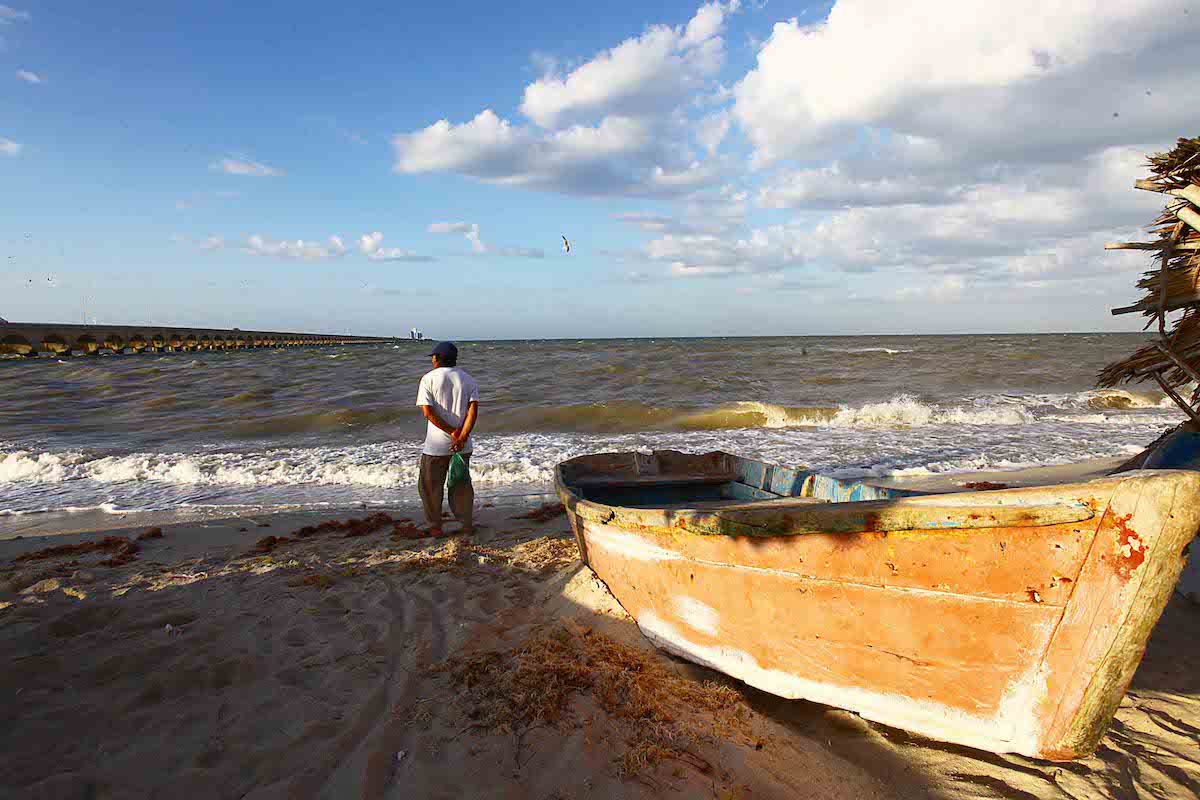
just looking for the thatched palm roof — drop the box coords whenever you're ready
[1145,137,1200,191]
[1099,136,1200,419]
[1097,310,1200,392]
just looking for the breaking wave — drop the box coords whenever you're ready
[486,402,839,433]
[0,445,554,490]
[485,391,1173,433]
[1084,389,1172,410]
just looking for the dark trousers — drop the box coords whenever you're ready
[418,453,473,530]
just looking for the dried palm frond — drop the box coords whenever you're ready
[1098,311,1200,389]
[1125,251,1200,317]
[1099,136,1200,418]
[1145,136,1200,190]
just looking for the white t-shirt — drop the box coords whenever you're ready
[416,367,480,455]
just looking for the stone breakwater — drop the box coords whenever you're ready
[0,322,405,357]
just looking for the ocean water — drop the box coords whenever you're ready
[0,334,1183,522]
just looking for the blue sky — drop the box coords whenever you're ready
[2,0,1198,338]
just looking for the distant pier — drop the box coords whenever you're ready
[0,322,407,357]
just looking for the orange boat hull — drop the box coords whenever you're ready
[555,451,1200,760]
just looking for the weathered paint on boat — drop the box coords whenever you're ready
[553,450,1200,760]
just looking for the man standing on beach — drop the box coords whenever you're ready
[416,341,479,536]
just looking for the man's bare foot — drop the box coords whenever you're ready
[427,527,444,538]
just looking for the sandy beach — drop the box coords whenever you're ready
[2,491,1197,800]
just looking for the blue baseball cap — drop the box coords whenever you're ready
[429,341,458,358]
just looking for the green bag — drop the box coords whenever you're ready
[446,453,469,490]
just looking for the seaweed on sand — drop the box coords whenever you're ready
[510,536,579,573]
[248,535,295,555]
[440,623,750,777]
[293,512,394,539]
[246,512,396,555]
[389,518,426,539]
[288,573,335,590]
[13,536,139,567]
[511,502,566,522]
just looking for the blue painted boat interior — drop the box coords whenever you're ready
[573,434,1200,510]
[578,456,928,508]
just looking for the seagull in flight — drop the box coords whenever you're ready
[562,235,570,253]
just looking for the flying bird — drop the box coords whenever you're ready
[562,235,570,253]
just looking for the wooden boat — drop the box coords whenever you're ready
[554,450,1200,760]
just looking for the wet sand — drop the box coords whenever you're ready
[1,491,1197,799]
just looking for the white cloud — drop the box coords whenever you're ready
[396,111,532,176]
[367,249,432,262]
[648,145,1162,287]
[758,161,964,209]
[463,225,485,254]
[648,160,722,192]
[357,232,435,262]
[15,69,41,84]
[645,230,788,275]
[670,263,744,278]
[734,0,1200,164]
[430,222,486,253]
[0,5,30,24]
[492,245,545,258]
[357,231,384,254]
[678,183,748,232]
[895,276,966,303]
[427,222,475,234]
[519,1,736,128]
[695,110,731,155]
[242,235,347,260]
[428,221,545,258]
[394,111,683,196]
[614,211,730,236]
[754,131,1020,210]
[615,213,688,234]
[183,231,431,262]
[391,3,737,198]
[0,137,20,156]
[210,157,286,177]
